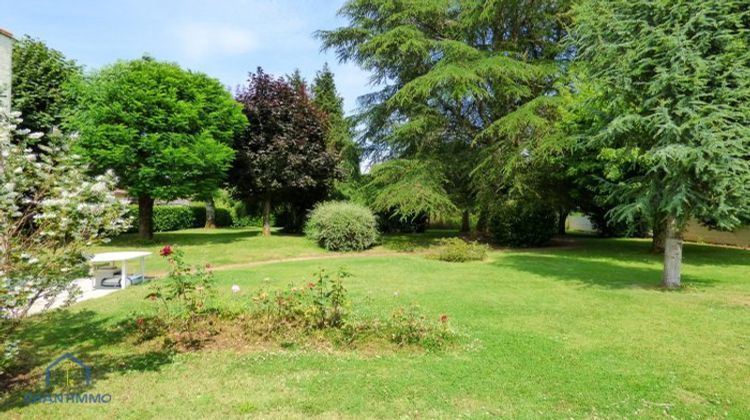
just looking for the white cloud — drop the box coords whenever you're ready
[171,22,258,60]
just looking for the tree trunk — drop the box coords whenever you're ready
[262,199,271,237]
[557,208,569,235]
[662,215,683,289]
[460,209,470,234]
[476,209,488,236]
[204,196,216,229]
[138,195,154,240]
[651,215,666,254]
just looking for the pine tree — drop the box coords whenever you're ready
[311,63,360,180]
[571,0,750,287]
[286,69,308,96]
[318,0,572,221]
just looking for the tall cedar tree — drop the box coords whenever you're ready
[68,57,246,239]
[571,0,750,287]
[231,68,337,236]
[12,36,81,135]
[318,0,571,226]
[311,63,360,181]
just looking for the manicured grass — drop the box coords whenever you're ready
[91,227,455,275]
[90,227,328,275]
[3,232,749,418]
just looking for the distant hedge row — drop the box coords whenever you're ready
[126,205,232,233]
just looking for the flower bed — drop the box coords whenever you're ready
[122,246,457,352]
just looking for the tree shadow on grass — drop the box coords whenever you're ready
[102,228,320,249]
[681,242,750,267]
[550,236,750,268]
[101,228,265,248]
[493,252,719,290]
[0,309,175,411]
[380,230,458,252]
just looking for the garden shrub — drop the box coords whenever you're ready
[215,208,233,227]
[428,238,488,262]
[189,205,233,228]
[153,206,196,232]
[126,205,233,233]
[305,201,379,251]
[489,200,557,247]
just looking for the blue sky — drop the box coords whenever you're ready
[1,0,372,113]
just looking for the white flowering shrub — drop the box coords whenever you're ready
[1,111,129,325]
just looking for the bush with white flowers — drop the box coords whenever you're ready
[1,111,129,374]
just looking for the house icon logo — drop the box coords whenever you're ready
[24,353,111,404]
[45,353,92,388]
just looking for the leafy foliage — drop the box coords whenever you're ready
[230,68,338,235]
[190,205,233,229]
[11,36,81,135]
[427,238,488,262]
[124,205,232,233]
[386,304,454,349]
[319,0,573,218]
[1,112,130,319]
[363,159,457,221]
[250,268,351,331]
[1,111,128,374]
[67,57,246,238]
[571,0,750,231]
[571,0,750,284]
[143,246,217,347]
[305,201,379,252]
[377,210,428,234]
[489,200,557,247]
[311,63,360,182]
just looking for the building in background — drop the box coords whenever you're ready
[0,28,13,115]
[566,214,750,249]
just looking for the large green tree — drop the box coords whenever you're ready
[318,0,572,227]
[571,0,750,287]
[230,68,337,236]
[311,63,360,182]
[12,36,81,135]
[68,57,246,239]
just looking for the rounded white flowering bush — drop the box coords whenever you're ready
[1,111,129,374]
[304,201,379,252]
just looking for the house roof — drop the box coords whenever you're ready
[0,28,14,40]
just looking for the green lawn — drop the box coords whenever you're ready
[90,227,454,275]
[3,230,750,418]
[90,227,328,275]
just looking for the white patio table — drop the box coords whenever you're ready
[90,251,152,289]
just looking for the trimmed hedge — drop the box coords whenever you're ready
[189,205,233,229]
[305,201,379,252]
[489,200,557,247]
[127,205,233,233]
